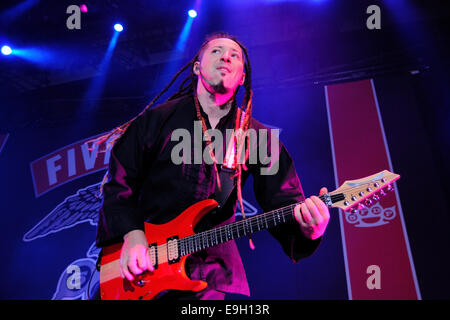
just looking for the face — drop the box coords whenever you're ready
[194,38,246,94]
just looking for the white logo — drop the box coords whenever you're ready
[345,202,396,227]
[66,5,82,30]
[366,5,381,30]
[366,265,381,290]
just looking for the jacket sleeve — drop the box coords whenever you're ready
[250,130,322,262]
[96,114,151,248]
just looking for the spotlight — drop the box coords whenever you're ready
[114,23,123,32]
[1,45,12,56]
[188,9,197,18]
[80,4,88,13]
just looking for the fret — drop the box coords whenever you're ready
[178,203,304,258]
[195,236,200,251]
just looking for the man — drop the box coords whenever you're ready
[95,33,330,300]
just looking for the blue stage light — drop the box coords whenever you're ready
[1,45,12,56]
[114,23,123,32]
[188,10,197,18]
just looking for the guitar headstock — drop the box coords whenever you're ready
[328,170,400,212]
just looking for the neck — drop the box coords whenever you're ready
[196,80,234,128]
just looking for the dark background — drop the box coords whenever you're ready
[0,0,449,299]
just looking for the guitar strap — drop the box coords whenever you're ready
[214,165,237,209]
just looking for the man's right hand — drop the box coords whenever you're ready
[120,229,154,281]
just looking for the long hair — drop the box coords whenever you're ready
[89,32,254,220]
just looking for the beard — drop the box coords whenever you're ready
[211,79,227,94]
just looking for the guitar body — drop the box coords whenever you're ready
[99,199,218,300]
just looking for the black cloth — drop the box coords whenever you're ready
[96,94,322,296]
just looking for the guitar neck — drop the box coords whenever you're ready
[178,193,344,257]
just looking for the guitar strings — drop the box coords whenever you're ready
[155,182,392,257]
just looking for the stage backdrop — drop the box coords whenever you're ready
[1,70,449,299]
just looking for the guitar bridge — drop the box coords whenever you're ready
[166,236,180,264]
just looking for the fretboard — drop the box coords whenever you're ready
[178,193,343,257]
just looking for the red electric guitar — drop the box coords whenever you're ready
[99,170,399,300]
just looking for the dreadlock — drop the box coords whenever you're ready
[89,32,254,244]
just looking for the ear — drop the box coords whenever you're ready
[193,62,201,76]
[240,72,246,85]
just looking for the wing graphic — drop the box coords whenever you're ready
[23,183,102,242]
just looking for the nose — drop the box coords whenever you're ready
[220,50,232,63]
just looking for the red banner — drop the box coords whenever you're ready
[30,134,110,197]
[325,79,421,299]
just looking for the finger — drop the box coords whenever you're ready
[294,204,306,226]
[128,251,144,276]
[146,250,155,272]
[136,246,148,271]
[311,195,330,221]
[120,258,134,281]
[319,187,328,196]
[305,198,323,225]
[300,202,313,224]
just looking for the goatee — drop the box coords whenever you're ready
[211,80,227,94]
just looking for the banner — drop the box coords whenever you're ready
[325,79,421,299]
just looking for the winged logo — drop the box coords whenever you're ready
[23,182,102,242]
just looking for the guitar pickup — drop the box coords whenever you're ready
[148,242,158,269]
[166,236,180,264]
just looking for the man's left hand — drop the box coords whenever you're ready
[294,187,330,240]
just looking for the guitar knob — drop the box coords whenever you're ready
[344,201,350,206]
[358,192,364,197]
[366,187,372,192]
[374,182,379,188]
[351,196,357,201]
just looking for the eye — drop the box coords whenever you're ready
[211,49,220,54]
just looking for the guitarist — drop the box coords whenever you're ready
[95,32,330,300]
